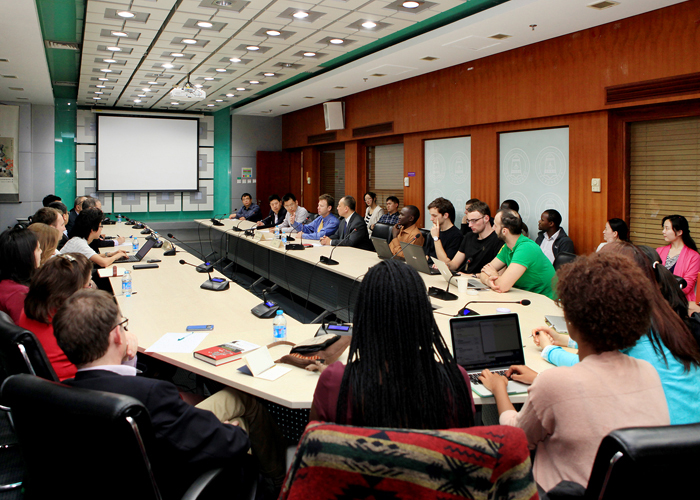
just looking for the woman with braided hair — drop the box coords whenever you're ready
[309,259,475,429]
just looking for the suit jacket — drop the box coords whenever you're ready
[66,209,78,234]
[65,369,250,497]
[258,207,288,228]
[535,228,575,259]
[329,212,372,251]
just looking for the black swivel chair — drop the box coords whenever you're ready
[1,374,258,500]
[552,251,577,271]
[371,222,394,244]
[545,423,700,499]
[0,312,57,384]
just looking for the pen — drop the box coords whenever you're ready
[178,332,195,341]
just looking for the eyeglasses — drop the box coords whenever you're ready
[115,317,129,331]
[467,216,485,225]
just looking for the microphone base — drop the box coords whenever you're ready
[428,287,458,301]
[455,307,480,316]
[251,302,279,318]
[315,323,353,337]
[200,279,230,292]
[319,256,339,265]
[163,249,177,256]
[230,226,243,232]
[140,228,151,235]
[211,219,224,226]
[196,263,214,273]
[285,244,305,251]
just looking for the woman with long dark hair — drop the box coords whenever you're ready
[0,227,40,323]
[596,217,628,252]
[310,260,475,429]
[657,214,700,301]
[534,242,700,425]
[363,191,384,236]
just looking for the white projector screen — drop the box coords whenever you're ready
[97,115,199,192]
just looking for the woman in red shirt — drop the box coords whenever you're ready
[0,227,41,323]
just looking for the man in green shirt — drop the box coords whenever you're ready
[478,208,556,299]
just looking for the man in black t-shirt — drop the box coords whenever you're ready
[436,200,503,274]
[426,197,463,261]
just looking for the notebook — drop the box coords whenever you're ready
[114,237,156,263]
[449,313,530,397]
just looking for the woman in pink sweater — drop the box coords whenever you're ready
[479,253,669,492]
[656,214,700,302]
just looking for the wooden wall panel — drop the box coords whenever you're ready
[301,147,320,211]
[344,141,366,203]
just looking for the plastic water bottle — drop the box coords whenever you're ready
[274,226,280,239]
[122,270,132,298]
[273,310,287,340]
[117,214,122,223]
[281,233,287,245]
[132,236,139,252]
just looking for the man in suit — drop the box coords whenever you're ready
[66,196,86,234]
[54,289,285,496]
[320,196,372,251]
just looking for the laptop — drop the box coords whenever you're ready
[433,259,462,284]
[371,237,395,259]
[402,243,441,275]
[449,313,530,397]
[114,237,156,263]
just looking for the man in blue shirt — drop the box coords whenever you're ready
[229,193,261,222]
[291,194,338,240]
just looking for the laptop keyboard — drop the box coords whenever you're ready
[469,369,507,386]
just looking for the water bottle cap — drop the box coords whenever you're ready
[124,270,129,274]
[276,310,283,315]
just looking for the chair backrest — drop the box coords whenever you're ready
[0,313,58,383]
[281,422,537,500]
[1,374,162,500]
[585,423,700,499]
[372,222,393,243]
[553,251,577,271]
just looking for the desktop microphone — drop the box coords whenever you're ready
[320,228,357,265]
[285,225,305,251]
[251,288,280,318]
[146,231,164,248]
[389,234,419,260]
[314,305,353,337]
[228,209,245,232]
[429,273,458,301]
[456,299,531,317]
[210,213,227,227]
[179,259,230,291]
[167,233,213,272]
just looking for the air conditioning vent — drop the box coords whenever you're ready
[308,132,337,144]
[588,1,619,10]
[45,40,80,51]
[54,81,77,87]
[352,122,394,138]
[489,33,512,40]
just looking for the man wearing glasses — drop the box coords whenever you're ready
[434,200,503,274]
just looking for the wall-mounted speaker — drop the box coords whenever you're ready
[323,101,345,131]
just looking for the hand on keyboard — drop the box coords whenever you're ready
[505,365,538,385]
[478,369,508,393]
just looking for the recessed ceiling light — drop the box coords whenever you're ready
[98,77,109,81]
[197,21,213,28]
[204,77,214,81]
[264,72,275,76]
[207,104,215,106]
[103,58,116,63]
[162,63,174,68]
[229,57,241,63]
[266,30,281,36]
[138,94,146,97]
[106,46,121,52]
[215,99,223,102]
[142,88,150,92]
[194,84,203,88]
[93,97,101,100]
[226,93,235,97]
[171,102,179,105]
[96,85,106,88]
[148,81,158,85]
[249,80,259,84]
[94,91,103,94]
[171,53,184,57]
[100,69,112,73]
[247,46,260,51]
[236,87,245,91]
[330,39,344,44]
[303,52,316,57]
[112,31,128,37]
[362,21,377,29]
[116,11,135,18]
[215,1,231,6]
[182,39,197,44]
[134,99,141,103]
[402,1,420,8]
[293,11,309,19]
[216,68,227,72]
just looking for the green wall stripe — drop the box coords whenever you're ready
[214,108,232,216]
[54,98,77,203]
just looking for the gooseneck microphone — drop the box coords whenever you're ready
[389,234,419,260]
[320,228,357,265]
[210,213,227,226]
[429,273,458,301]
[168,233,218,272]
[179,259,230,291]
[457,299,531,317]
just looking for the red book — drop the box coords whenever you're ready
[193,343,243,366]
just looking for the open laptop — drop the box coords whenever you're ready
[403,243,441,275]
[449,313,530,397]
[114,237,156,263]
[371,237,395,259]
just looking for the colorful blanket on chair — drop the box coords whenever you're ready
[280,422,538,500]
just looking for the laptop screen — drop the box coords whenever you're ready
[449,313,525,372]
[135,237,155,258]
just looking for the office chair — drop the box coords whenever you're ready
[0,312,58,384]
[553,251,577,271]
[281,422,537,499]
[545,423,700,500]
[372,222,393,243]
[1,374,258,500]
